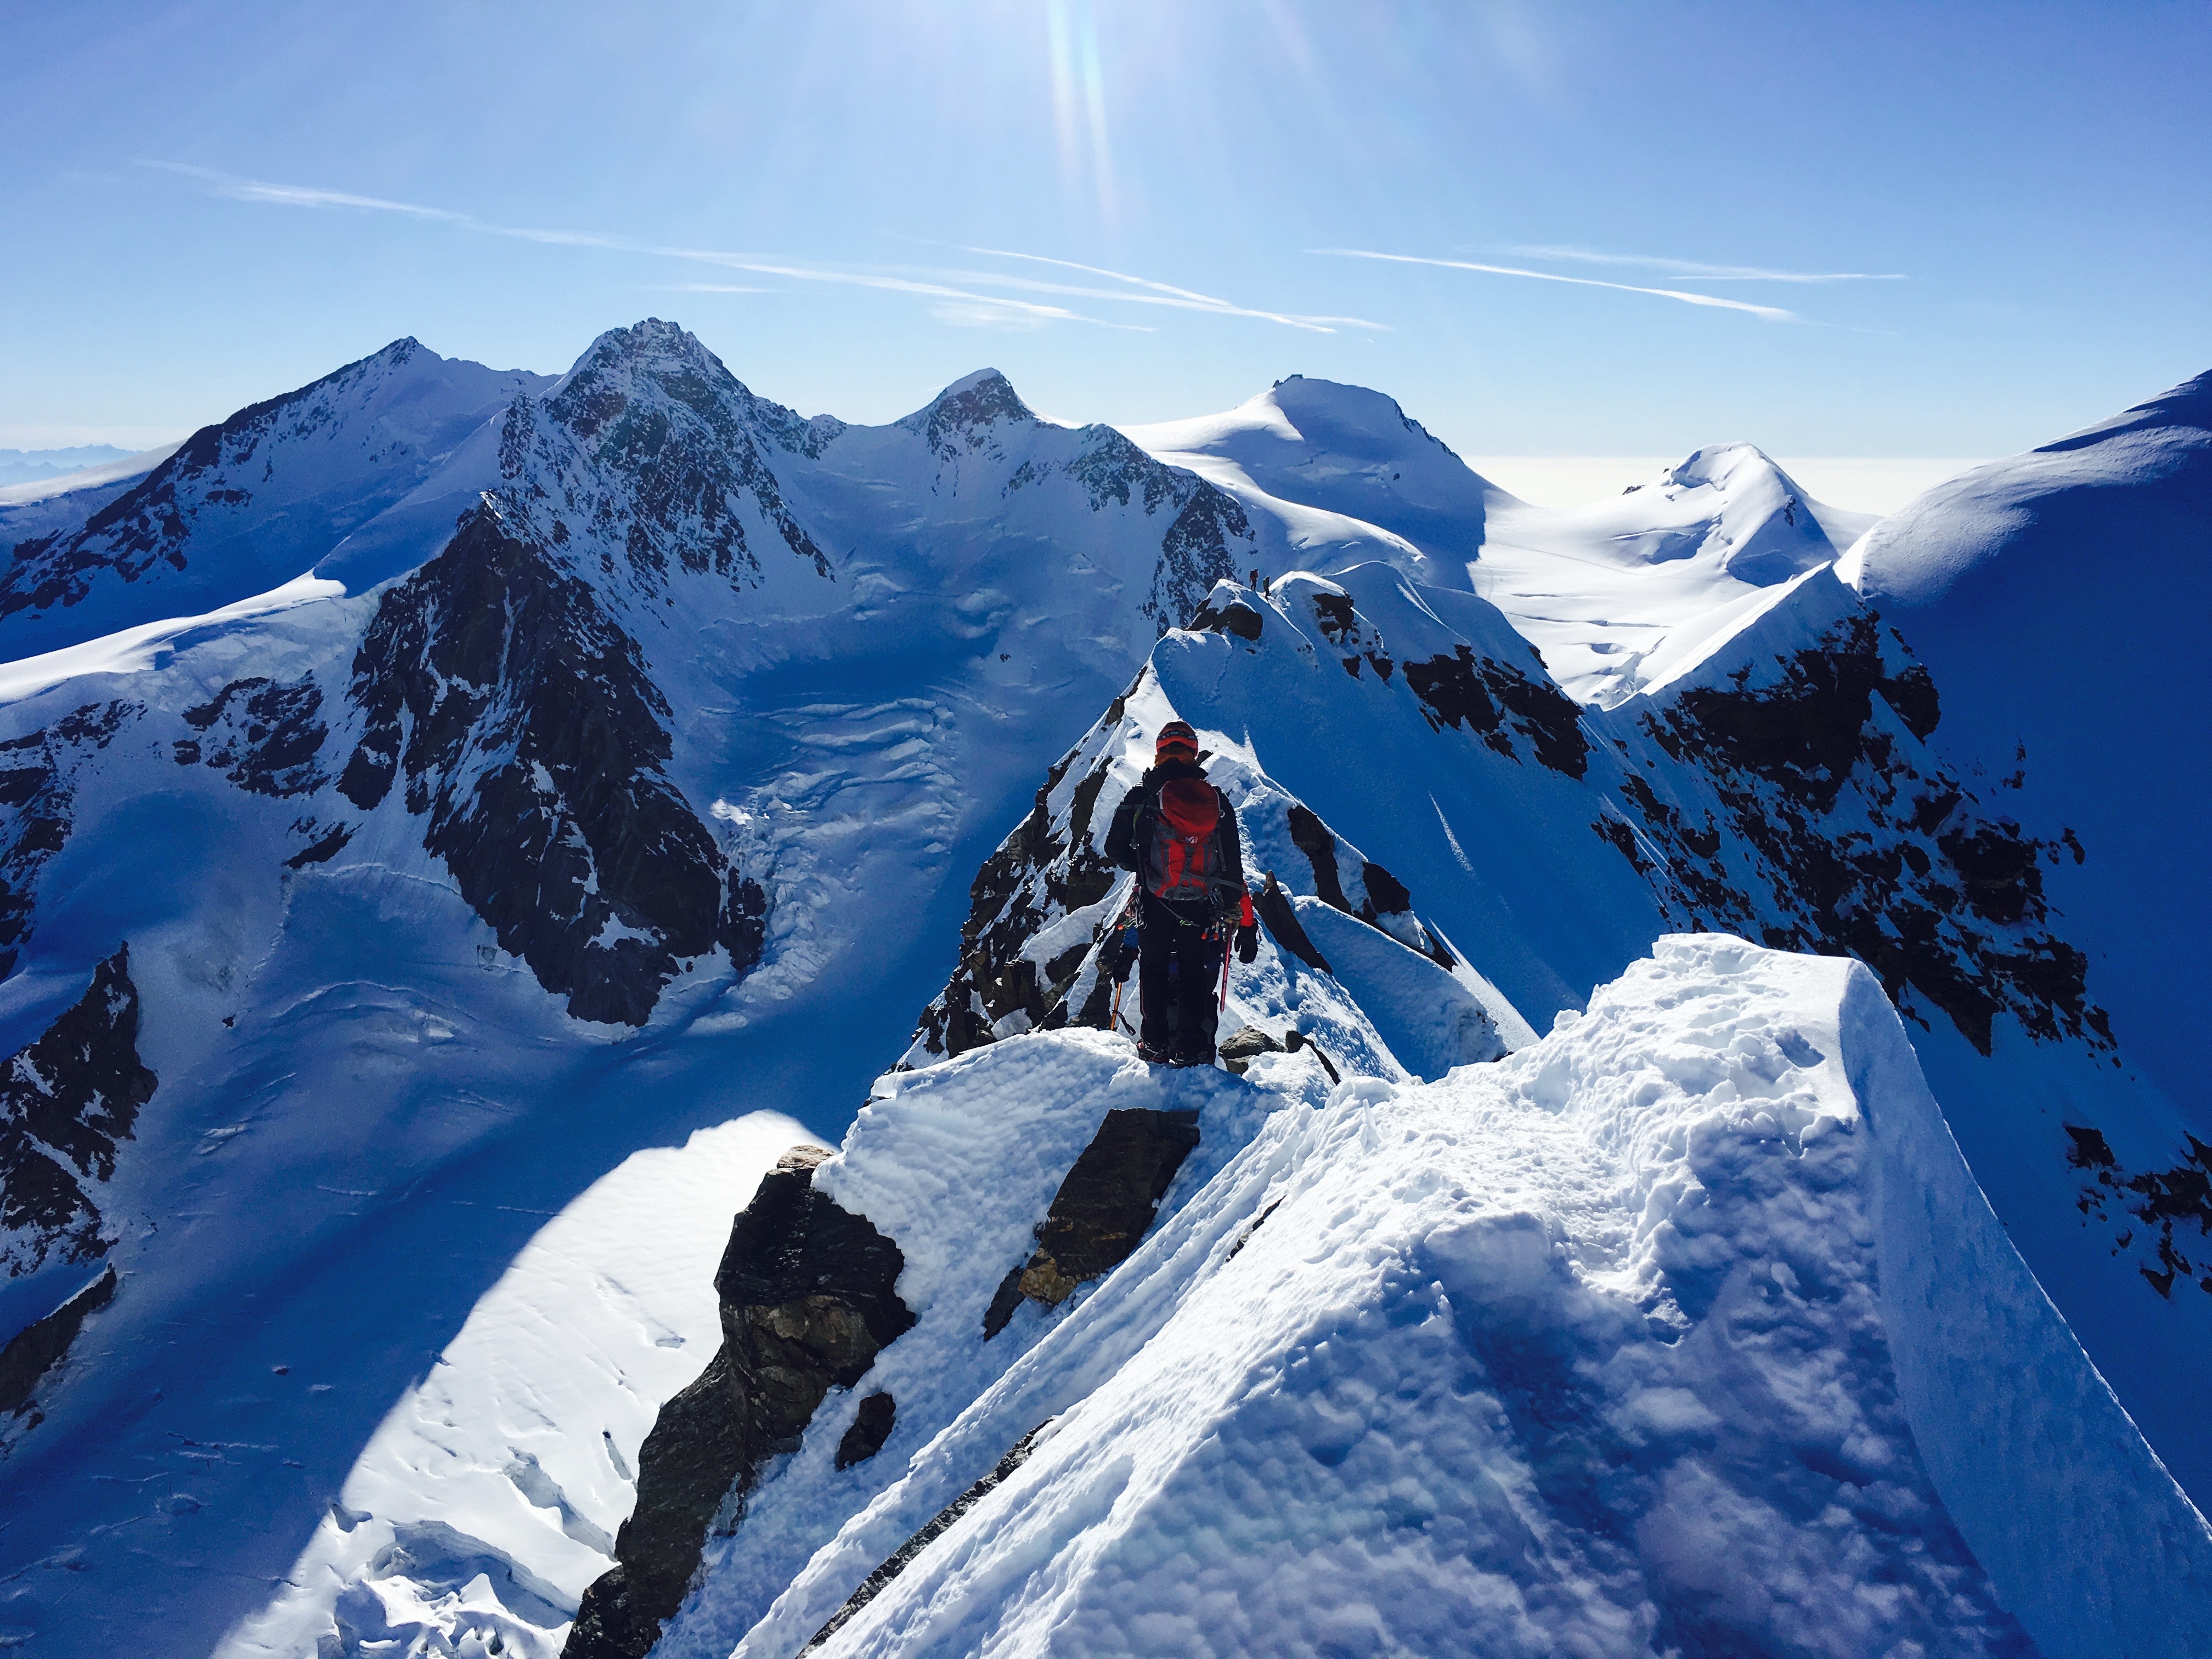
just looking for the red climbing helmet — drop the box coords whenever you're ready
[1155,720,1198,761]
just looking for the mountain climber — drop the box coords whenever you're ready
[1105,720,1259,1066]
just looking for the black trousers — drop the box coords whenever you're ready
[1138,891,1223,1059]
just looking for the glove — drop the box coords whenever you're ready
[1235,923,1259,964]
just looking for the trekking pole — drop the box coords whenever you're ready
[1218,926,1233,1011]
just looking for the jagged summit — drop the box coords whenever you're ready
[895,368,1038,460]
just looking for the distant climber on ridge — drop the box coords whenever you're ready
[1105,720,1258,1066]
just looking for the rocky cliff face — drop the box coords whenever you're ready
[0,946,157,1280]
[338,501,764,1025]
[565,1146,913,1659]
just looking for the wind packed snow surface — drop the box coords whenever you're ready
[667,938,2212,1659]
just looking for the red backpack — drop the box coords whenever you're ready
[1147,778,1228,904]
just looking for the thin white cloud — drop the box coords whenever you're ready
[142,162,1350,334]
[915,240,1387,334]
[145,161,473,222]
[702,260,1149,329]
[1504,244,1906,283]
[657,283,772,294]
[1311,248,1797,321]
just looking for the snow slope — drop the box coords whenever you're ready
[900,548,2212,1530]
[1839,369,2211,1119]
[696,940,2211,1659]
[215,1114,816,1659]
[0,442,182,555]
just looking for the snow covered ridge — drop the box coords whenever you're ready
[880,553,2212,1497]
[0,341,553,658]
[581,940,2212,1659]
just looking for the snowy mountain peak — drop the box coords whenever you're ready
[0,340,552,658]
[1255,372,1469,465]
[1125,376,1509,580]
[897,369,1037,459]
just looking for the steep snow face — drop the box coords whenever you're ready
[0,341,552,658]
[1839,368,2212,1116]
[215,1114,813,1659]
[682,940,2208,1659]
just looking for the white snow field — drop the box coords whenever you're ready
[1,329,2208,1655]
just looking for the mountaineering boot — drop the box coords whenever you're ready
[1135,1041,1173,1065]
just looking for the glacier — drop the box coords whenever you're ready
[0,323,2205,1658]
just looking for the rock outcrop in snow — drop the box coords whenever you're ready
[569,1144,915,1659]
[0,945,156,1281]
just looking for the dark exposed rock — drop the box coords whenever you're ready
[284,823,353,869]
[0,946,158,1278]
[1254,872,1330,972]
[1285,804,1351,911]
[1150,486,1252,636]
[1283,1026,1342,1085]
[0,701,138,979]
[2067,1127,2212,1299]
[914,741,1121,1059]
[1218,1024,1284,1076]
[518,320,830,588]
[1189,589,1263,640]
[1402,644,1590,777]
[565,1348,749,1659]
[1310,589,1356,644]
[173,674,328,796]
[835,1391,897,1471]
[1359,860,1412,917]
[906,370,1034,464]
[1,1262,116,1422]
[1218,1025,1284,1062]
[565,1146,913,1659]
[1617,607,2108,1059]
[984,1108,1200,1338]
[339,502,757,1025]
[804,1421,1052,1653]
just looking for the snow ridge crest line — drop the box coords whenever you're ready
[665,938,2204,1659]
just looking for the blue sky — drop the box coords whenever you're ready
[4,0,2208,459]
